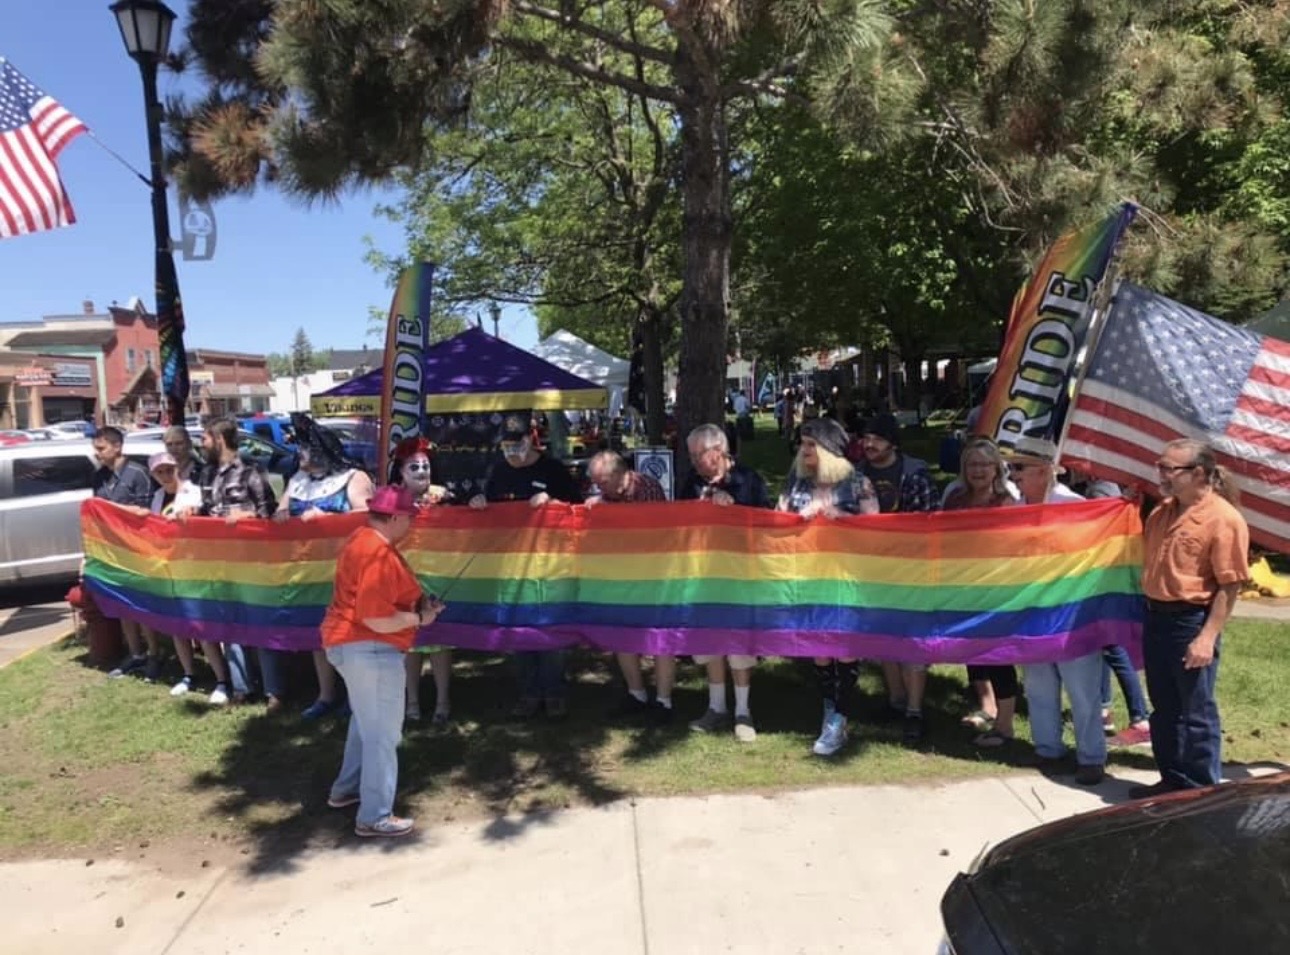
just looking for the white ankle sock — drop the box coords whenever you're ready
[708,683,727,713]
[734,685,751,717]
[656,695,673,709]
[628,688,648,703]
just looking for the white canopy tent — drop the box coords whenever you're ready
[532,329,631,416]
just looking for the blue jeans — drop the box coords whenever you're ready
[325,641,406,827]
[1023,651,1107,766]
[515,650,567,701]
[223,645,287,700]
[1101,645,1150,724]
[1143,608,1221,788]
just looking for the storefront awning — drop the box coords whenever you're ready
[205,383,275,399]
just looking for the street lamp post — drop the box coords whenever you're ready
[489,301,502,338]
[111,0,188,424]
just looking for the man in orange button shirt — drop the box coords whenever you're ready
[321,485,443,837]
[1130,439,1249,799]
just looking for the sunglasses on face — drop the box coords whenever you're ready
[1156,462,1198,475]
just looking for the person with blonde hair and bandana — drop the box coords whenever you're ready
[778,416,878,757]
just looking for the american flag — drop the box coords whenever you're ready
[1063,282,1290,553]
[0,58,86,239]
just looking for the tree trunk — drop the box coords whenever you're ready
[673,38,731,477]
[641,309,667,444]
[903,355,925,414]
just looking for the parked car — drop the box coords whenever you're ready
[316,417,379,472]
[44,420,95,440]
[0,431,31,447]
[0,430,291,589]
[238,413,296,448]
[0,435,173,587]
[936,773,1290,954]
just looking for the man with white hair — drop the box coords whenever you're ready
[1006,437,1106,786]
[677,424,772,742]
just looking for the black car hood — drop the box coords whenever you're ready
[943,773,1290,955]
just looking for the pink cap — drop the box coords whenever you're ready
[148,452,178,472]
[368,485,418,516]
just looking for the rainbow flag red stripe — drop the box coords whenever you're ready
[81,498,1144,664]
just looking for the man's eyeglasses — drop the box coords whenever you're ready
[1156,462,1198,475]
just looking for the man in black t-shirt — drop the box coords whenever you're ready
[92,426,162,680]
[858,413,937,744]
[469,415,583,720]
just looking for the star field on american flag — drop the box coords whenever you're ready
[0,57,87,238]
[1065,282,1290,552]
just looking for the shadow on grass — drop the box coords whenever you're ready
[185,650,666,874]
[52,632,1174,872]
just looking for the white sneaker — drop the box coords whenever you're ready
[170,676,193,697]
[812,712,849,756]
[209,684,230,706]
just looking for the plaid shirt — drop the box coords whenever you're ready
[201,458,276,518]
[599,470,667,503]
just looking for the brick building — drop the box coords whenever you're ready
[0,300,269,427]
[188,348,273,418]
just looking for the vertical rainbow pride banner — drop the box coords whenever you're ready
[81,497,1145,664]
[978,203,1136,448]
[378,262,436,482]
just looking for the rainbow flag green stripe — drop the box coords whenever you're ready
[80,497,1145,664]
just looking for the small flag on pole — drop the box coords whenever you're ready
[0,58,87,239]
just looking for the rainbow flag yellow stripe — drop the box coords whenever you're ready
[81,497,1144,663]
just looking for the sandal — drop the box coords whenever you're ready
[973,729,1013,749]
[960,710,995,732]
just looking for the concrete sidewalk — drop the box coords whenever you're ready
[0,765,1216,955]
[0,600,73,670]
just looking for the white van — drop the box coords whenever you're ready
[0,435,172,588]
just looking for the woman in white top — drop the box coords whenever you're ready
[150,452,232,705]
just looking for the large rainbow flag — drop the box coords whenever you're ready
[81,498,1144,664]
[977,202,1137,448]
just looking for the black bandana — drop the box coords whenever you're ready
[290,413,352,474]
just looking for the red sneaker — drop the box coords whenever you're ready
[1109,723,1152,748]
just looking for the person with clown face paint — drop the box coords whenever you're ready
[389,436,454,724]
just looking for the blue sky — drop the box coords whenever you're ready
[4,1,536,355]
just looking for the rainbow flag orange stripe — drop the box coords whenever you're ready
[81,498,1144,663]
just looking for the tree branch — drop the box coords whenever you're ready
[495,34,682,104]
[512,1,673,66]
[720,54,802,101]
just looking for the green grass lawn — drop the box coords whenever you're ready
[2,619,1287,868]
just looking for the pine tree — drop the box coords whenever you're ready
[289,328,314,376]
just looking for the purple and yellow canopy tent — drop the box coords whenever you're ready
[310,326,607,416]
